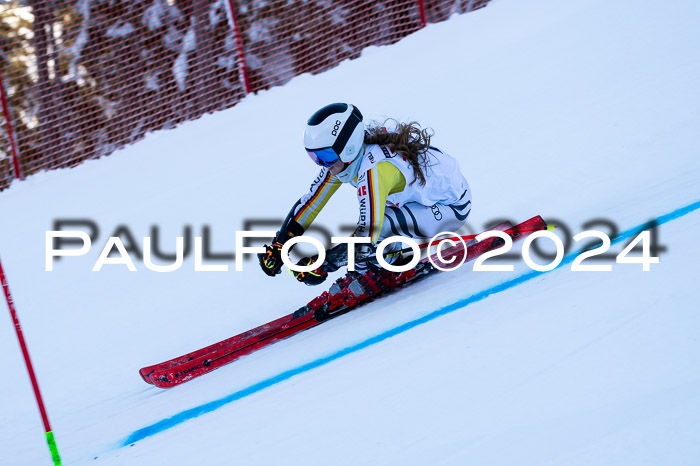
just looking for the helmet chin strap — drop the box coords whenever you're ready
[336,144,365,183]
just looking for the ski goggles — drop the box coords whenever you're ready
[306,147,339,167]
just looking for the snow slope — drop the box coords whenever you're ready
[1,0,699,464]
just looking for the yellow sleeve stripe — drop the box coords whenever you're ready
[367,167,377,242]
[294,174,341,228]
[369,162,405,244]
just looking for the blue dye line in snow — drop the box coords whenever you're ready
[121,199,700,447]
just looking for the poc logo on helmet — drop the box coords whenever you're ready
[332,120,342,136]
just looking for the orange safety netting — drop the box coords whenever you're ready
[0,0,490,191]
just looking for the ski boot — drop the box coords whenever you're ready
[333,267,399,306]
[348,261,436,302]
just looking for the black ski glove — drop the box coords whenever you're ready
[258,218,305,278]
[258,241,284,277]
[292,256,328,286]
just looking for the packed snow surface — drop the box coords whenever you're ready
[1,0,699,464]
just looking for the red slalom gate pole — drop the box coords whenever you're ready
[225,0,251,95]
[0,73,24,180]
[417,0,427,28]
[0,256,61,465]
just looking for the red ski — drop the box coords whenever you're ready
[140,216,546,388]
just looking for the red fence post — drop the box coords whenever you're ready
[417,0,427,27]
[0,73,24,181]
[1,256,61,465]
[224,0,252,95]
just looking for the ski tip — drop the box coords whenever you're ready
[139,368,155,385]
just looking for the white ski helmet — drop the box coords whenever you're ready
[303,103,364,167]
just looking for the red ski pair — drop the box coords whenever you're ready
[140,216,547,388]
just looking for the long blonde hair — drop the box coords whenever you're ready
[364,120,434,185]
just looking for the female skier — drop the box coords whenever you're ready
[258,103,471,293]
